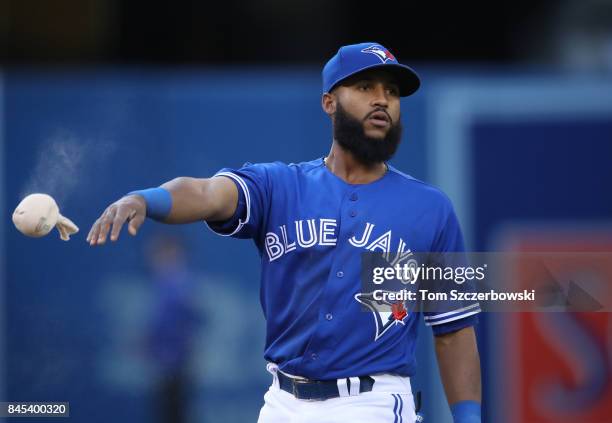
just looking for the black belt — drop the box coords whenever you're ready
[277,372,375,401]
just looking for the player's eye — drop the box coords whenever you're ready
[386,86,400,97]
[357,82,371,91]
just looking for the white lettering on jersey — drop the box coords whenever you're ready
[366,230,393,261]
[349,222,375,247]
[280,224,296,253]
[319,218,338,246]
[265,219,412,264]
[390,238,413,266]
[295,219,318,248]
[265,232,284,261]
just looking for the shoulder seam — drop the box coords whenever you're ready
[288,158,325,175]
[387,167,438,189]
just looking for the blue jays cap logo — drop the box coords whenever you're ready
[355,291,409,341]
[361,45,396,63]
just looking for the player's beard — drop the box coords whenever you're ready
[333,102,402,166]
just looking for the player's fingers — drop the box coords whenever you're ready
[86,220,98,243]
[109,207,131,242]
[87,213,108,245]
[128,212,145,236]
[95,207,117,245]
[87,219,100,244]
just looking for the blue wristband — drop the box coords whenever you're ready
[450,401,481,423]
[128,188,172,221]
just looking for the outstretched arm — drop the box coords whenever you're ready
[435,326,482,422]
[87,176,238,245]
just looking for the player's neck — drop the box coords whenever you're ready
[325,143,388,184]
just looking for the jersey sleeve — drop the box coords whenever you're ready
[204,162,270,240]
[423,202,481,336]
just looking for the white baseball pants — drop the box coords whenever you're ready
[258,364,417,423]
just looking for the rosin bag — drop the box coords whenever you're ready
[13,193,79,241]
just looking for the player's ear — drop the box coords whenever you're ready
[322,92,336,116]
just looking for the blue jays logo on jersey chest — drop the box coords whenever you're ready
[354,292,410,341]
[264,218,413,265]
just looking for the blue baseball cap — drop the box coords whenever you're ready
[322,42,420,97]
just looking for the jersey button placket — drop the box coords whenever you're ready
[349,192,358,217]
[304,189,353,371]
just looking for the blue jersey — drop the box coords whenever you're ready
[207,158,480,379]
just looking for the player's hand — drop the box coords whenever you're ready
[87,195,146,246]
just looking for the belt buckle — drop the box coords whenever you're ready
[291,377,314,400]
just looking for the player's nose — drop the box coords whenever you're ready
[370,84,389,107]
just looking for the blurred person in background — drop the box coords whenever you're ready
[145,234,201,423]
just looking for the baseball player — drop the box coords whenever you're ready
[88,42,482,423]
